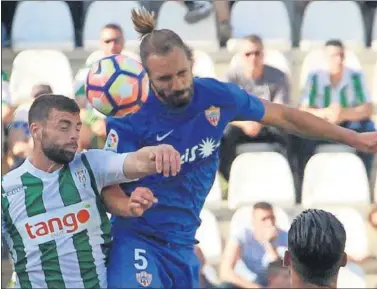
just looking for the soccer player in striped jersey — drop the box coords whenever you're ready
[1,94,181,289]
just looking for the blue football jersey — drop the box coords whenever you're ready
[104,77,265,245]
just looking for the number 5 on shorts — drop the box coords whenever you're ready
[134,249,148,270]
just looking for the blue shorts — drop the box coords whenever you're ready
[107,232,200,288]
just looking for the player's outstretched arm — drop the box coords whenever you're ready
[123,144,181,179]
[259,99,377,153]
[102,185,158,217]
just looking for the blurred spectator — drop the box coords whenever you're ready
[183,0,213,24]
[141,0,213,24]
[2,70,13,125]
[31,84,53,99]
[266,259,290,288]
[219,35,291,181]
[5,121,32,171]
[212,0,232,46]
[219,202,288,288]
[362,204,377,274]
[195,245,217,288]
[284,209,347,288]
[100,23,125,56]
[296,39,375,178]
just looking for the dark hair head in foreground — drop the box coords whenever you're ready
[284,209,347,288]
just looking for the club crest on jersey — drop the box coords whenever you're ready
[136,271,152,287]
[104,129,119,152]
[205,106,220,127]
[75,168,87,186]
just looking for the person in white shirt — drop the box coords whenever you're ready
[295,39,375,183]
[219,202,288,288]
[2,94,180,289]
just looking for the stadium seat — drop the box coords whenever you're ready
[196,208,222,264]
[227,152,295,209]
[371,9,377,51]
[300,1,365,50]
[204,173,222,209]
[83,1,141,52]
[229,205,291,235]
[230,49,291,78]
[299,49,362,89]
[301,153,370,207]
[9,50,74,105]
[323,207,369,262]
[85,50,141,66]
[156,1,219,53]
[11,1,75,51]
[338,264,367,288]
[228,1,292,51]
[192,50,216,78]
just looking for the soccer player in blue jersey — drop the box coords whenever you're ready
[103,8,377,288]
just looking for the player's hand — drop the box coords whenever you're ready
[128,187,158,217]
[353,132,377,153]
[138,144,181,177]
[325,104,343,124]
[242,121,263,137]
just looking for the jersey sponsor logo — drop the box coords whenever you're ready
[104,129,119,152]
[136,271,152,287]
[156,129,174,142]
[16,199,100,246]
[2,185,26,198]
[205,106,220,126]
[25,208,90,239]
[181,137,220,165]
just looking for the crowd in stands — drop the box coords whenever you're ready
[2,0,377,288]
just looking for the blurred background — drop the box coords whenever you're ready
[1,0,377,288]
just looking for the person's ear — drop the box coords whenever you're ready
[283,250,291,267]
[341,252,347,267]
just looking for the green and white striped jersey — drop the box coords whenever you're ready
[301,68,370,108]
[2,149,131,289]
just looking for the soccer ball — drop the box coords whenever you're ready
[86,54,149,117]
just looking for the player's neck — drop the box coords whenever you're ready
[30,149,64,173]
[292,277,336,288]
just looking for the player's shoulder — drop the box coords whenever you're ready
[2,162,28,193]
[194,77,243,106]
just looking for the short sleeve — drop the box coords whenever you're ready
[229,221,247,246]
[104,116,139,153]
[83,149,135,192]
[273,74,290,105]
[353,72,371,103]
[227,82,266,122]
[300,73,317,107]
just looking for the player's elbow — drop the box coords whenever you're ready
[102,185,130,217]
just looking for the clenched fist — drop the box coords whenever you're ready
[128,187,158,217]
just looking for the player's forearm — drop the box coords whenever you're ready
[122,151,156,180]
[299,106,327,119]
[102,186,132,217]
[221,271,261,289]
[281,106,358,146]
[341,103,373,122]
